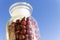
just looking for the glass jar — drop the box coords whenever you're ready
[6,2,40,40]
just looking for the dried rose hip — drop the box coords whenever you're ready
[16,19,20,23]
[19,35,25,40]
[22,25,26,29]
[11,22,16,27]
[8,25,11,30]
[21,21,26,26]
[23,29,26,34]
[16,30,20,34]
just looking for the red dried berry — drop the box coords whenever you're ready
[11,22,16,27]
[21,21,26,25]
[16,19,20,23]
[26,34,29,37]
[27,29,32,35]
[22,25,26,29]
[8,25,11,30]
[19,35,25,40]
[23,29,26,34]
[16,30,20,34]
[27,17,30,21]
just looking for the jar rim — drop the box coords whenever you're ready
[9,2,33,17]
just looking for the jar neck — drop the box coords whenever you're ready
[11,7,31,18]
[12,15,30,19]
[9,2,32,18]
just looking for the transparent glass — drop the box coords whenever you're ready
[6,2,40,40]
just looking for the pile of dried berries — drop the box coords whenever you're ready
[8,17,33,40]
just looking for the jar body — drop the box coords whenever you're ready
[6,16,40,40]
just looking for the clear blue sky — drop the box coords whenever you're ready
[0,0,60,40]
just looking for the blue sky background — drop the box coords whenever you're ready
[0,0,60,40]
